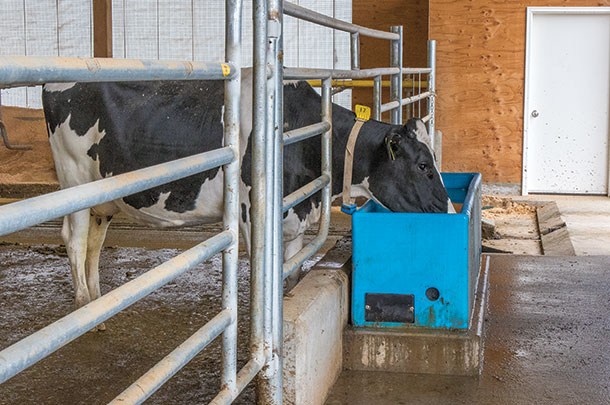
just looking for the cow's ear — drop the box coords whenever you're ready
[384,128,405,160]
[404,118,427,141]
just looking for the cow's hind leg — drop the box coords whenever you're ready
[62,209,92,309]
[85,213,113,331]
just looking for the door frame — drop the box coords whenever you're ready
[522,7,610,195]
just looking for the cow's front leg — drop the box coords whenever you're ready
[283,234,304,292]
[62,209,91,308]
[85,213,113,331]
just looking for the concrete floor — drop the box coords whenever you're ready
[326,255,610,404]
[520,194,610,255]
[2,194,610,404]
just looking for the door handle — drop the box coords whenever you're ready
[531,110,539,118]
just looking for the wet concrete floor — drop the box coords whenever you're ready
[0,224,344,404]
[326,255,610,404]
[0,243,257,404]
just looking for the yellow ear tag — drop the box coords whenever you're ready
[221,63,231,77]
[355,104,371,121]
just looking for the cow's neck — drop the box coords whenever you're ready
[330,105,393,201]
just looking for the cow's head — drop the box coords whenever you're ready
[367,118,450,213]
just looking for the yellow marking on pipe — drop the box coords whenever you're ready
[221,63,231,77]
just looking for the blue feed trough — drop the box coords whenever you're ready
[351,172,482,329]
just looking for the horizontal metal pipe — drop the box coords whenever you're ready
[0,56,235,88]
[282,174,330,213]
[421,113,432,123]
[283,2,399,40]
[210,356,266,405]
[0,147,234,236]
[306,79,428,89]
[380,100,400,113]
[401,91,433,106]
[402,67,432,74]
[0,231,233,384]
[283,121,330,146]
[283,231,327,280]
[110,308,233,404]
[284,67,399,80]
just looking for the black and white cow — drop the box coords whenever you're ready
[42,69,449,324]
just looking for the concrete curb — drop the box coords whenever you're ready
[536,202,576,256]
[342,256,490,376]
[282,236,352,405]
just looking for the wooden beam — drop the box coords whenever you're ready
[93,0,112,58]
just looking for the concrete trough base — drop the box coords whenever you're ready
[343,256,490,376]
[282,237,352,405]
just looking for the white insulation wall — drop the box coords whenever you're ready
[0,0,351,109]
[0,1,93,108]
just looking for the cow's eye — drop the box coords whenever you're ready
[418,163,428,172]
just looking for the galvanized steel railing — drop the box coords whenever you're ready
[279,7,438,280]
[256,5,438,400]
[0,0,248,403]
[0,0,439,403]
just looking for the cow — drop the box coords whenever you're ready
[42,69,450,329]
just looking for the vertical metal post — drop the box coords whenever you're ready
[427,39,438,163]
[320,77,332,235]
[411,73,415,119]
[261,32,277,398]
[220,0,241,398]
[251,0,268,370]
[350,33,360,70]
[263,36,275,366]
[271,1,285,403]
[260,0,283,402]
[390,26,403,125]
[373,75,381,121]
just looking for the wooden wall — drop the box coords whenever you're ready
[430,0,610,184]
[352,0,429,122]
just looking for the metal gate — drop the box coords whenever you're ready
[0,1,247,403]
[0,1,436,403]
[254,1,437,402]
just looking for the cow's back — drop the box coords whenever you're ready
[43,80,227,226]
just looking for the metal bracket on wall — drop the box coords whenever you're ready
[0,89,32,150]
[0,120,32,150]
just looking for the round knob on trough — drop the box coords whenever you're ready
[426,287,440,301]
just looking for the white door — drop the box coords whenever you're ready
[523,8,610,194]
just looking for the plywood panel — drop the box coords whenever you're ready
[352,0,429,120]
[429,0,610,184]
